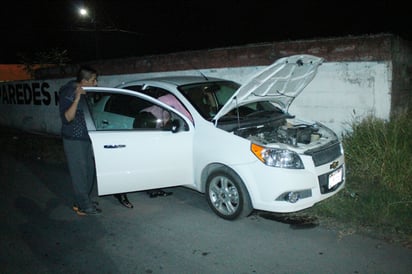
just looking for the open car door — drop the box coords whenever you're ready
[83,87,194,196]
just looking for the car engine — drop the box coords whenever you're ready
[233,119,329,147]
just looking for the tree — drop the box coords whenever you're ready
[18,48,71,78]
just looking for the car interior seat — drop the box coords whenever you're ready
[133,111,158,129]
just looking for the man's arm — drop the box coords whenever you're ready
[64,85,85,122]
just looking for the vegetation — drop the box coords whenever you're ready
[308,110,412,240]
[17,48,70,78]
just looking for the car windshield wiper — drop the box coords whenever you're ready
[245,109,283,118]
[217,115,245,122]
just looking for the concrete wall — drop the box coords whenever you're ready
[390,36,412,113]
[35,33,398,78]
[30,33,412,136]
[82,60,388,136]
[291,61,391,134]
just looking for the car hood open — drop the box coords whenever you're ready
[213,55,323,122]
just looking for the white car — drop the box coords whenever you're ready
[84,55,345,220]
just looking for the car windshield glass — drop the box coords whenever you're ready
[179,81,238,120]
[179,80,282,120]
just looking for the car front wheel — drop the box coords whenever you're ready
[206,167,253,220]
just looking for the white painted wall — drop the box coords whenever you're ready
[0,60,392,137]
[98,60,392,136]
[291,61,392,136]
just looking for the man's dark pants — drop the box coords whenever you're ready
[63,138,96,210]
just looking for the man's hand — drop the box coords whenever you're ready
[65,84,85,122]
[74,84,86,103]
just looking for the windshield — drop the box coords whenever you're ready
[179,80,283,121]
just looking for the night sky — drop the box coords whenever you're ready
[0,0,409,64]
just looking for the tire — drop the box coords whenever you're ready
[205,167,253,220]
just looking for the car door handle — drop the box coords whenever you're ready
[104,144,126,149]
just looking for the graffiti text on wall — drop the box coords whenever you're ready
[0,82,59,106]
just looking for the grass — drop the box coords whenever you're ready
[307,110,412,242]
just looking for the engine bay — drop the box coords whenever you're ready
[234,118,333,147]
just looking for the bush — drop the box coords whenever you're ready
[311,111,412,236]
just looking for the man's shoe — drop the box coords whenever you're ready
[147,189,173,198]
[114,194,134,209]
[72,204,79,212]
[76,207,102,216]
[72,201,99,212]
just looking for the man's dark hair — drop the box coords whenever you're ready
[76,65,97,82]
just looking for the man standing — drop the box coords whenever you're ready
[59,66,101,215]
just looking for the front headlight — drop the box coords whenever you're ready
[251,143,304,169]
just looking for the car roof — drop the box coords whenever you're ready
[117,75,231,88]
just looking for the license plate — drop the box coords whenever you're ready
[328,167,343,189]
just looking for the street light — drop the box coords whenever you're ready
[75,5,143,61]
[79,8,88,17]
[78,6,99,59]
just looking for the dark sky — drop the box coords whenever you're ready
[0,0,409,64]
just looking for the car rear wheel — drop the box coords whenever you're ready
[206,167,253,220]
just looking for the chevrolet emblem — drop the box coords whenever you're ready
[330,161,339,169]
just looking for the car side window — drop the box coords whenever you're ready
[86,91,188,131]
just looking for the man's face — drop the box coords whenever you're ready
[81,73,98,87]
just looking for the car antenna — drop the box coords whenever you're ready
[187,59,209,80]
[199,71,209,81]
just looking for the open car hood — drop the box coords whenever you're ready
[214,55,323,122]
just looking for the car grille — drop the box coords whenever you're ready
[304,142,342,167]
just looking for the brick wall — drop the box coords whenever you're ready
[35,33,395,78]
[35,33,411,114]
